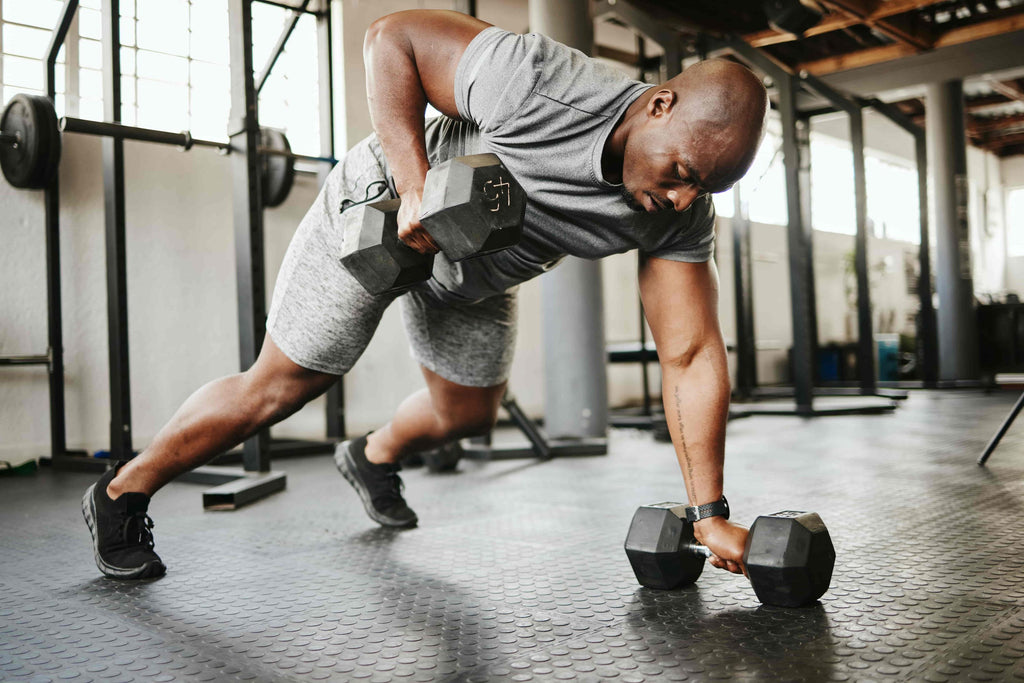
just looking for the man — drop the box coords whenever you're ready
[82,9,767,580]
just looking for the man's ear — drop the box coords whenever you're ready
[647,89,677,118]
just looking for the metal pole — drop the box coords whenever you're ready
[978,391,1024,466]
[732,183,757,400]
[60,117,226,149]
[102,0,133,459]
[915,135,938,387]
[926,80,978,381]
[255,0,312,94]
[779,73,815,412]
[533,0,608,441]
[862,97,938,387]
[228,0,271,471]
[317,0,345,440]
[43,0,79,459]
[849,108,875,393]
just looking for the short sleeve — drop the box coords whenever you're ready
[643,194,717,263]
[454,27,542,133]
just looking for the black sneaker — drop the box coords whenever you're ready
[82,463,166,579]
[335,435,418,528]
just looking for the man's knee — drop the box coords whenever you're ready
[434,394,501,439]
[243,337,340,426]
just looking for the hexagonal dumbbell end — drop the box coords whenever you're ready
[418,153,526,261]
[742,510,835,607]
[340,199,434,296]
[624,502,706,590]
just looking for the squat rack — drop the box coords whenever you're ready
[20,0,342,508]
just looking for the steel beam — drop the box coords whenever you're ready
[101,0,133,460]
[255,0,312,94]
[861,97,938,386]
[732,184,757,400]
[228,0,271,471]
[799,73,875,393]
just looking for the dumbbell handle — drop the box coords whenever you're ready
[681,543,715,559]
[0,131,21,146]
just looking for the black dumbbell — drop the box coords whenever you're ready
[624,503,835,607]
[340,153,526,295]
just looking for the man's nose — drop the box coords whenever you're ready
[666,186,700,212]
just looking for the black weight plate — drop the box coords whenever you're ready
[260,127,295,208]
[1,94,42,188]
[28,95,61,188]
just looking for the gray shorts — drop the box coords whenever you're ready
[266,134,517,388]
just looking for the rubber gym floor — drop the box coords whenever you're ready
[2,389,1024,683]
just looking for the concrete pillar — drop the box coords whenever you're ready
[531,0,608,440]
[926,80,978,381]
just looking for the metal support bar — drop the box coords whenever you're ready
[60,117,225,150]
[0,355,50,366]
[732,183,757,400]
[501,393,551,459]
[861,97,938,387]
[798,72,875,394]
[101,0,133,460]
[638,298,652,415]
[978,391,1024,466]
[59,117,338,164]
[42,0,77,461]
[46,0,79,100]
[228,0,271,472]
[315,1,345,441]
[255,0,311,94]
[252,0,321,14]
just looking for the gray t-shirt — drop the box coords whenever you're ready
[421,26,716,303]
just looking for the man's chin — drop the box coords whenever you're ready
[620,187,645,213]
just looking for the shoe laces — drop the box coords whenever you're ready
[121,511,156,550]
[371,464,406,508]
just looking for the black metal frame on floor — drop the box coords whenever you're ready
[593,2,907,420]
[27,0,343,509]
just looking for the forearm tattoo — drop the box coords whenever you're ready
[673,384,695,486]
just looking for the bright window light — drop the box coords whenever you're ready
[1008,188,1024,258]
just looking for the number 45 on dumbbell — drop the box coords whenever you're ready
[340,153,527,295]
[624,503,836,607]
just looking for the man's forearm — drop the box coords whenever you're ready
[660,342,731,507]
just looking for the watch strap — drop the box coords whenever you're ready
[685,496,730,522]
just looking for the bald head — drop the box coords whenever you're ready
[665,60,768,179]
[667,60,767,135]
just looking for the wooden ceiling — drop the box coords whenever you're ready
[602,0,1024,157]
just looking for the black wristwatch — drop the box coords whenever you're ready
[685,496,730,523]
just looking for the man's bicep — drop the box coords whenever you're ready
[637,256,723,367]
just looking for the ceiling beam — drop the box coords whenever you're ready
[798,12,1024,75]
[972,111,1024,134]
[819,0,934,51]
[981,130,1024,148]
[744,0,947,47]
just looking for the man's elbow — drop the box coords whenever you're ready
[659,337,725,371]
[364,12,407,55]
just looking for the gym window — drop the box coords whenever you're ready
[810,133,921,243]
[712,131,788,225]
[2,0,321,156]
[0,0,67,113]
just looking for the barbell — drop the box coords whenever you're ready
[0,94,328,207]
